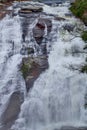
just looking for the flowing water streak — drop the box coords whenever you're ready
[12,2,87,130]
[0,15,26,122]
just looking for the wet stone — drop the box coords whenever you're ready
[19,5,43,14]
[0,91,24,130]
[54,16,65,21]
[63,24,75,32]
[33,18,52,45]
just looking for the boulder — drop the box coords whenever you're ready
[0,91,24,130]
[20,45,27,55]
[21,56,48,92]
[33,19,45,45]
[55,16,65,21]
[63,24,75,32]
[33,18,52,45]
[19,5,43,14]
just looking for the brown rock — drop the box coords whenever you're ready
[0,91,24,130]
[55,16,65,21]
[33,18,52,44]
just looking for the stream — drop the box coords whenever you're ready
[0,0,87,130]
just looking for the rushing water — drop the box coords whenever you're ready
[12,1,87,130]
[0,14,26,128]
[0,1,87,130]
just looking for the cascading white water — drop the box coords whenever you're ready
[12,2,87,130]
[0,14,26,124]
[0,3,44,129]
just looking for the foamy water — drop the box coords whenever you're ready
[11,2,87,130]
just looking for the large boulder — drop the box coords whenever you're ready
[33,19,45,45]
[0,91,24,130]
[55,16,65,21]
[21,56,48,92]
[33,18,52,45]
[19,5,43,14]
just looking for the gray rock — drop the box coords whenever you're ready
[33,18,52,45]
[27,47,34,54]
[0,91,24,130]
[19,5,43,14]
[63,24,75,32]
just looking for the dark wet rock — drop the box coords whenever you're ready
[19,5,43,14]
[41,44,47,54]
[0,91,24,130]
[42,0,62,6]
[61,126,87,130]
[43,18,52,33]
[19,11,40,18]
[55,16,65,21]
[8,51,14,57]
[27,47,34,54]
[21,56,48,92]
[33,18,52,45]
[20,45,27,55]
[63,24,75,32]
[33,19,45,45]
[65,13,73,17]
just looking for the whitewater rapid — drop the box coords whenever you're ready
[0,14,26,127]
[11,2,87,130]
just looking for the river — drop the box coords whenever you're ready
[0,1,87,130]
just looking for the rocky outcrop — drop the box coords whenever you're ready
[0,3,12,20]
[33,18,52,45]
[21,56,48,92]
[33,19,45,45]
[63,24,75,32]
[0,91,24,130]
[19,5,43,14]
[54,16,65,21]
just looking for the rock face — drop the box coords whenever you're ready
[63,24,75,32]
[33,19,45,45]
[33,18,52,45]
[19,5,43,14]
[21,56,48,92]
[55,16,65,21]
[0,91,24,130]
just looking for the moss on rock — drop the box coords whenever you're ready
[21,58,33,79]
[81,31,87,42]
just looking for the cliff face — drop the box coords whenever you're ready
[70,0,87,25]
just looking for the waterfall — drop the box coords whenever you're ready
[0,1,87,130]
[0,14,26,127]
[11,2,87,130]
